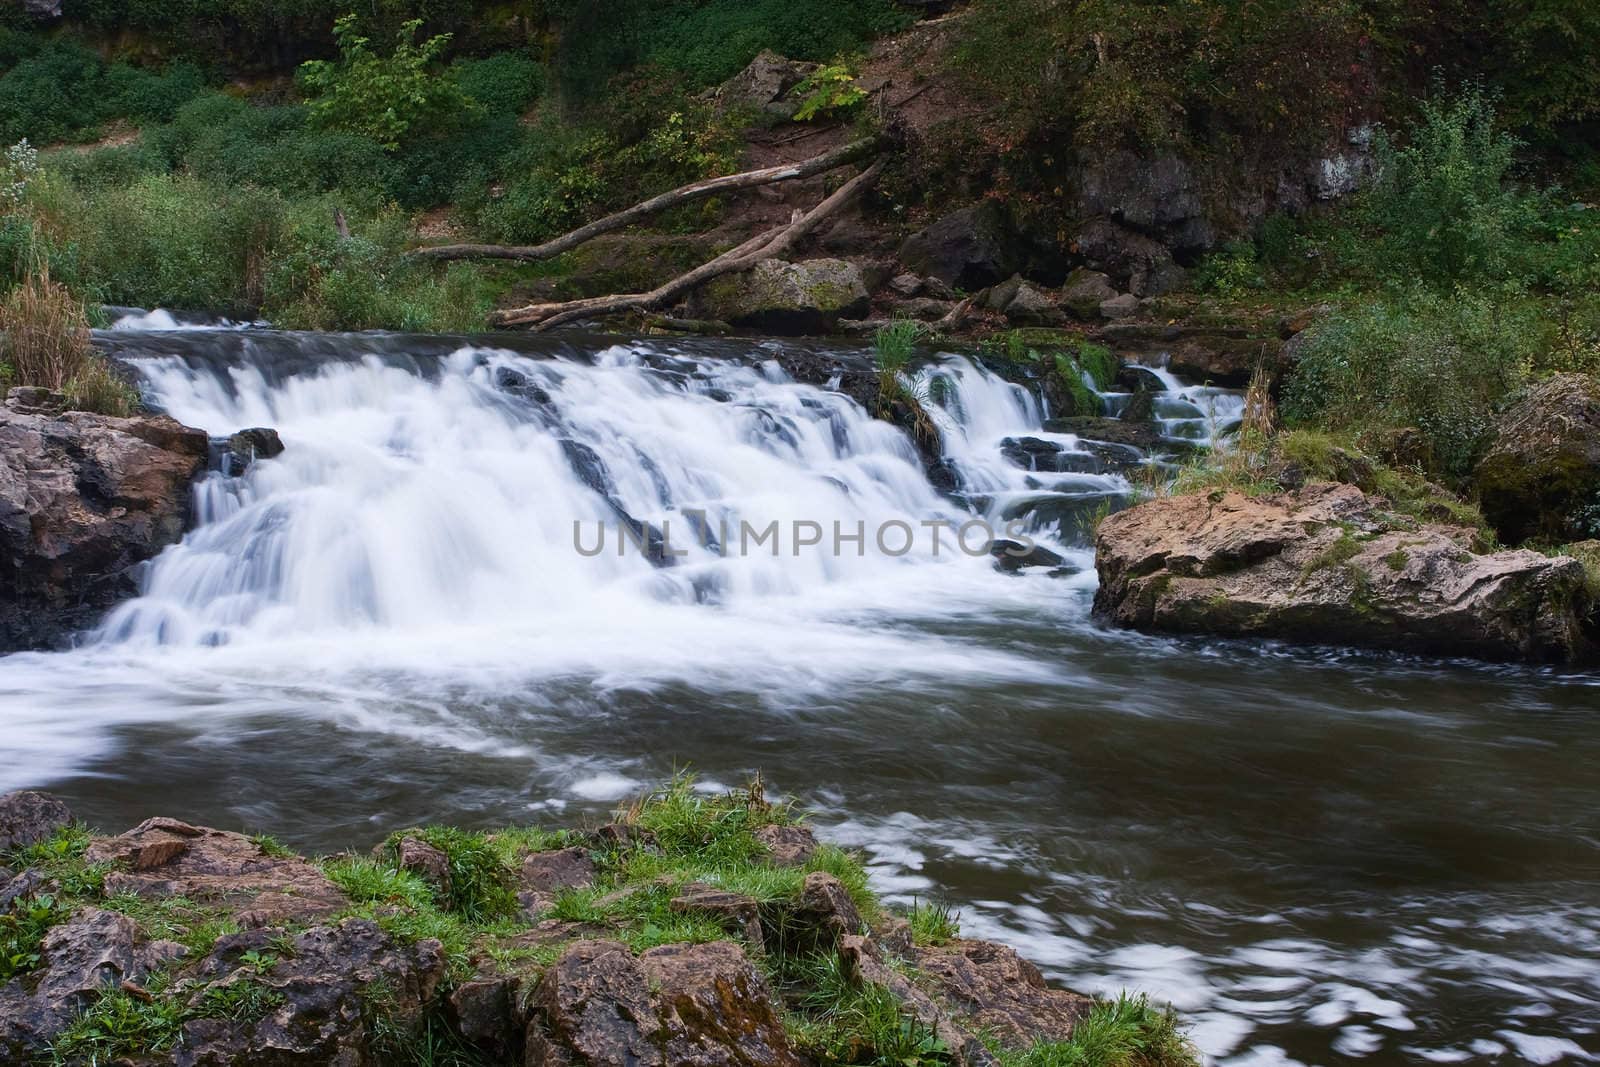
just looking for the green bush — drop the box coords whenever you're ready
[299,15,476,150]
[1282,291,1541,477]
[451,52,543,116]
[0,41,210,145]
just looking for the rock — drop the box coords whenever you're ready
[1005,283,1060,325]
[670,884,764,945]
[991,540,1066,572]
[887,296,957,321]
[788,872,864,949]
[217,426,285,475]
[396,835,451,898]
[837,936,997,1067]
[915,940,1091,1048]
[0,908,185,1059]
[5,386,68,415]
[0,404,207,651]
[519,846,597,916]
[752,824,817,866]
[899,201,1020,290]
[0,790,73,852]
[21,0,61,20]
[528,939,805,1067]
[1099,293,1141,320]
[1072,218,1187,297]
[1119,388,1155,423]
[711,50,819,118]
[86,819,346,926]
[1042,416,1165,452]
[450,977,522,1061]
[1164,335,1284,388]
[1474,374,1600,545]
[1060,269,1118,320]
[1278,303,1333,338]
[0,867,48,910]
[1093,483,1598,663]
[887,273,924,297]
[690,259,870,335]
[177,918,446,1066]
[1073,149,1213,254]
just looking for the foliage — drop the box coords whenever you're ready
[450,52,543,117]
[381,826,519,922]
[792,64,867,123]
[0,40,208,146]
[48,977,188,1065]
[1282,291,1537,477]
[995,993,1197,1067]
[0,893,63,983]
[299,15,475,150]
[2,138,37,210]
[1361,86,1525,286]
[907,898,960,946]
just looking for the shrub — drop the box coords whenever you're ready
[1282,291,1539,477]
[0,265,139,414]
[450,52,543,116]
[299,15,476,150]
[791,64,866,123]
[1360,86,1529,286]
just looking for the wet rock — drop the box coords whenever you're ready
[991,540,1067,572]
[888,296,958,321]
[789,872,864,949]
[0,790,73,852]
[887,273,924,297]
[1043,416,1164,452]
[177,918,446,1066]
[0,404,208,651]
[670,884,764,945]
[1000,436,1065,471]
[916,940,1091,1047]
[1119,388,1155,423]
[690,259,870,335]
[1072,218,1187,297]
[396,835,451,898]
[753,823,817,866]
[519,846,597,916]
[1164,335,1284,388]
[528,939,805,1067]
[838,935,997,1067]
[450,976,522,1061]
[1099,293,1141,320]
[711,50,819,118]
[217,427,284,475]
[86,819,346,926]
[1475,373,1600,545]
[1060,269,1118,320]
[0,908,185,1059]
[1094,483,1598,663]
[898,201,1020,291]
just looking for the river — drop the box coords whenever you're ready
[0,323,1594,1065]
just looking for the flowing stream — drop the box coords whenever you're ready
[0,324,1596,1066]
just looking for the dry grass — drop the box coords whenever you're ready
[1,266,138,415]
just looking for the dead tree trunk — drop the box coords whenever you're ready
[408,135,885,264]
[490,161,884,331]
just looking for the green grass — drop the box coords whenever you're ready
[380,826,519,922]
[47,973,187,1065]
[995,994,1197,1067]
[908,898,961,946]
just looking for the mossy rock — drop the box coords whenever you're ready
[690,258,869,335]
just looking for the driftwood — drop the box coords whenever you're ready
[409,135,885,264]
[490,160,884,331]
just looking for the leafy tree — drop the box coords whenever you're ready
[298,14,474,150]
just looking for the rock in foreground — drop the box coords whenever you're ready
[1474,373,1600,545]
[0,783,1198,1067]
[0,390,208,651]
[1094,483,1597,663]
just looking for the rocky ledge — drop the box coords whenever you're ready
[0,388,209,652]
[0,782,1197,1067]
[1094,482,1598,663]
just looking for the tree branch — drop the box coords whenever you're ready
[408,135,885,264]
[490,160,884,331]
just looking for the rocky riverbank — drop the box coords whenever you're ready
[0,782,1197,1066]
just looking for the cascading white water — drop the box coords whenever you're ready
[96,345,1078,650]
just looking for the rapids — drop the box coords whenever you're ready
[0,323,1595,1065]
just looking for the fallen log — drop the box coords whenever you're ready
[490,160,884,331]
[408,135,885,264]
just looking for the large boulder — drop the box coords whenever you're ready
[1094,483,1597,663]
[1474,373,1600,545]
[1071,218,1187,297]
[899,201,1021,291]
[0,392,208,651]
[710,51,819,119]
[1073,149,1213,253]
[526,939,807,1067]
[690,259,869,335]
